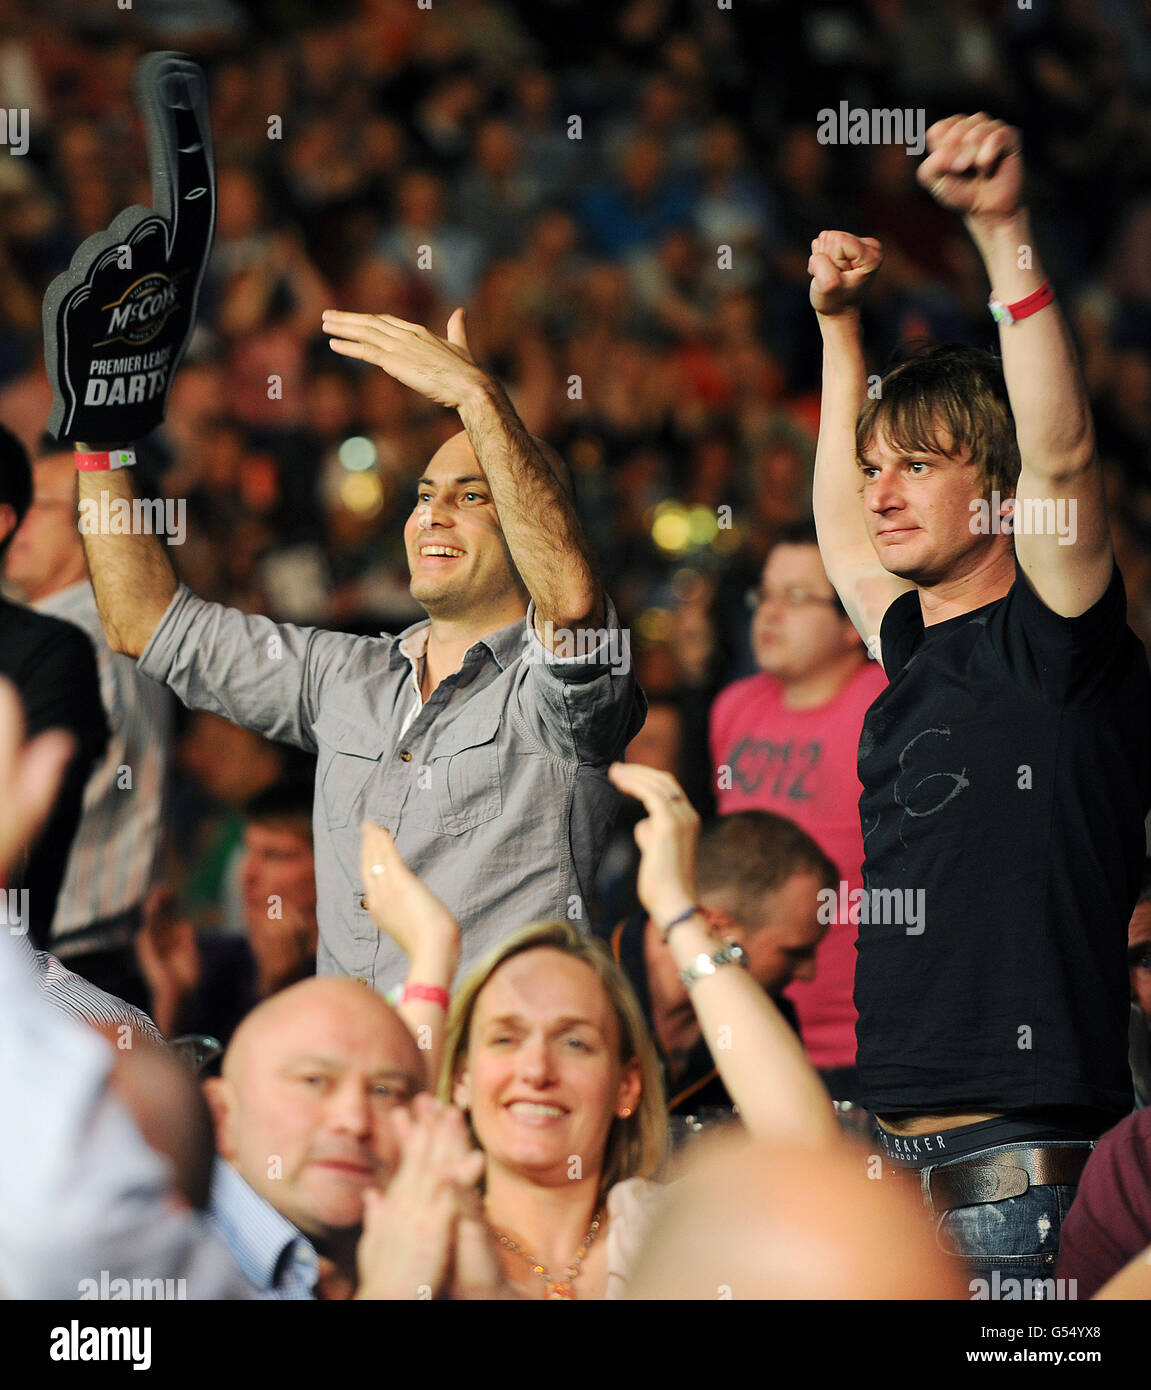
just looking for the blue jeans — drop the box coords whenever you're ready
[917,1140,1094,1300]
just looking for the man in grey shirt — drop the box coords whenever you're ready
[78,307,644,988]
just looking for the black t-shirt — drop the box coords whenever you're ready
[855,558,1151,1130]
[0,598,108,946]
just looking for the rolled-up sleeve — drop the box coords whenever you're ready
[137,584,375,751]
[515,596,646,764]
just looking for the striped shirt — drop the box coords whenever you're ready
[0,928,254,1299]
[17,932,164,1045]
[208,1158,320,1299]
[34,582,171,938]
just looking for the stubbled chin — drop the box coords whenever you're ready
[410,577,464,610]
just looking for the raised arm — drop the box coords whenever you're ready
[322,307,604,640]
[608,762,840,1149]
[918,114,1112,616]
[360,820,460,1088]
[76,456,177,658]
[808,233,914,658]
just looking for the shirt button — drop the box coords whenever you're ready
[359,895,369,910]
[399,750,412,762]
[355,977,369,986]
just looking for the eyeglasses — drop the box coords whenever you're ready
[169,1033,224,1078]
[745,586,842,612]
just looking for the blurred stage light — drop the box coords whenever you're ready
[651,501,691,554]
[339,435,377,471]
[339,470,384,516]
[636,607,672,642]
[687,505,717,545]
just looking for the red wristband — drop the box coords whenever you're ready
[74,447,137,471]
[988,280,1054,326]
[401,983,450,1010]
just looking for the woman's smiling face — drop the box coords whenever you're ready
[455,947,641,1184]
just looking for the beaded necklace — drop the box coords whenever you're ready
[489,1210,604,1299]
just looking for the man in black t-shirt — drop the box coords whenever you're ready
[806,114,1151,1293]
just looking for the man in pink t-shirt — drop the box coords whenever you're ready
[709,522,886,1098]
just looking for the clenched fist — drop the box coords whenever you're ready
[808,231,884,316]
[917,113,1023,223]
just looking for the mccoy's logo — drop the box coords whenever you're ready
[98,272,181,346]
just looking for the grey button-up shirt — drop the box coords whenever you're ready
[138,585,645,989]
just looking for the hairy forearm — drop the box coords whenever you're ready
[76,464,177,658]
[458,381,603,630]
[968,211,1095,477]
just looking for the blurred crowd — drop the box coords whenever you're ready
[0,0,1150,902]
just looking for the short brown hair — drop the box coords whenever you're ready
[695,812,838,931]
[856,343,1021,495]
[245,774,314,846]
[441,921,668,1195]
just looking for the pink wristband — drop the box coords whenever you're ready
[74,447,137,471]
[401,983,450,1010]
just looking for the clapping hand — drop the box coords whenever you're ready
[355,1095,510,1300]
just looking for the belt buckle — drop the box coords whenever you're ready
[930,1160,1029,1213]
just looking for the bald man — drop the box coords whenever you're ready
[5,442,170,1001]
[626,1131,965,1300]
[203,976,425,1299]
[79,308,644,988]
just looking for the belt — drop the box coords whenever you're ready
[886,1145,1094,1214]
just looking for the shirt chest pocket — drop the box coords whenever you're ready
[314,710,388,830]
[403,709,503,837]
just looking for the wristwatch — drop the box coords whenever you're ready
[678,941,747,990]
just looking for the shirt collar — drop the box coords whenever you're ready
[208,1157,319,1297]
[388,612,528,675]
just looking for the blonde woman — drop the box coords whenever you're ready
[361,761,839,1299]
